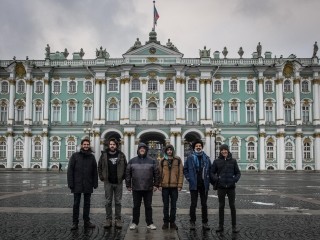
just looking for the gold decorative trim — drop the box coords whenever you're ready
[141,79,147,84]
[5,132,14,137]
[26,79,34,85]
[231,75,238,79]
[312,79,320,85]
[276,132,285,138]
[132,73,140,79]
[215,74,221,79]
[275,78,283,84]
[258,78,264,84]
[147,57,158,63]
[313,133,320,138]
[149,72,157,78]
[293,78,300,84]
[42,132,48,137]
[15,62,26,78]
[159,79,165,84]
[69,76,75,80]
[199,79,206,84]
[248,75,254,79]
[166,74,173,79]
[294,133,303,138]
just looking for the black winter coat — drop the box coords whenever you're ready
[210,152,241,189]
[67,150,98,193]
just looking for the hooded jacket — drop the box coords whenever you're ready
[210,151,241,189]
[125,143,160,190]
[67,148,98,193]
[159,144,183,188]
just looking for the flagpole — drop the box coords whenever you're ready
[153,1,155,31]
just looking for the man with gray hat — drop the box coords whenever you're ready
[125,142,160,230]
[211,144,241,233]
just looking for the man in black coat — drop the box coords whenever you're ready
[67,139,98,230]
[211,144,241,233]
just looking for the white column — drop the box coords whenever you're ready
[94,79,101,121]
[295,132,303,170]
[130,133,135,160]
[100,79,106,121]
[181,78,186,121]
[200,79,206,121]
[141,79,147,120]
[176,78,181,120]
[124,79,130,121]
[123,132,129,159]
[312,78,320,124]
[259,133,266,170]
[293,78,301,124]
[170,132,175,148]
[25,79,33,124]
[176,133,182,159]
[43,79,49,125]
[94,130,100,161]
[23,129,31,168]
[277,132,285,170]
[258,78,264,122]
[8,79,15,124]
[276,78,284,125]
[159,79,164,120]
[205,132,211,161]
[206,80,212,121]
[314,133,320,170]
[6,130,14,168]
[42,131,48,169]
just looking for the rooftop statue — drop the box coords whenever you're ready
[313,41,318,58]
[45,44,50,59]
[96,46,110,59]
[238,47,244,58]
[134,38,142,48]
[63,48,69,58]
[222,47,228,58]
[79,48,85,58]
[257,42,262,57]
[166,39,179,52]
[199,46,210,58]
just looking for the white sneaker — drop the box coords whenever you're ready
[129,223,137,230]
[147,224,157,230]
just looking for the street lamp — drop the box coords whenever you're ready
[212,128,221,160]
[83,127,93,142]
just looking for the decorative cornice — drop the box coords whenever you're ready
[294,133,303,138]
[23,131,32,137]
[141,79,147,84]
[259,133,266,138]
[42,132,48,137]
[148,72,157,78]
[159,79,165,84]
[276,132,285,138]
[313,133,320,138]
[132,73,140,79]
[5,132,14,137]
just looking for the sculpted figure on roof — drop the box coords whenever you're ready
[200,46,210,58]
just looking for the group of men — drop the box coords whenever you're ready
[67,137,241,233]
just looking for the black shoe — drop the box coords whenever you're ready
[202,222,210,230]
[84,221,96,228]
[162,222,169,230]
[190,222,196,230]
[216,225,224,232]
[170,222,178,230]
[232,225,239,233]
[71,223,78,230]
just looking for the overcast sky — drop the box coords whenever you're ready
[0,0,319,60]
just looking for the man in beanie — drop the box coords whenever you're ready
[183,139,211,230]
[210,144,241,233]
[159,144,183,230]
[125,142,160,230]
[98,138,127,229]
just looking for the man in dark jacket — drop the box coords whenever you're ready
[67,139,98,230]
[125,142,160,230]
[98,138,127,229]
[211,144,241,233]
[183,139,211,230]
[159,144,183,230]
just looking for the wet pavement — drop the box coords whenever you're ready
[0,171,319,239]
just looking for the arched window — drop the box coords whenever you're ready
[188,79,197,91]
[35,81,43,93]
[165,79,174,91]
[16,106,25,122]
[17,80,25,93]
[1,81,9,94]
[266,142,274,159]
[231,142,239,159]
[131,103,140,121]
[52,141,60,159]
[301,80,309,92]
[68,102,76,122]
[302,103,310,123]
[131,79,140,91]
[284,105,292,123]
[148,79,157,91]
[53,81,61,93]
[108,102,119,121]
[187,103,198,122]
[247,142,255,159]
[214,80,221,92]
[214,104,222,123]
[230,103,239,122]
[0,103,7,122]
[109,79,118,91]
[69,81,76,93]
[285,142,293,160]
[265,103,273,122]
[34,141,42,159]
[52,105,61,122]
[15,140,24,159]
[265,80,272,93]
[35,104,43,122]
[85,81,92,93]
[0,140,6,159]
[284,80,291,92]
[246,80,254,92]
[148,102,157,120]
[165,103,174,121]
[230,80,238,93]
[84,105,92,122]
[67,140,76,159]
[303,142,311,160]
[246,105,254,123]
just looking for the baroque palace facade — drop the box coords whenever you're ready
[0,30,319,171]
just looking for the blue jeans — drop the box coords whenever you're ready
[104,182,123,220]
[162,188,178,223]
[73,193,91,223]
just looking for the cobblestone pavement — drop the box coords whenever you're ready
[0,171,319,240]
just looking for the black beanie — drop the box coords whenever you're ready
[219,144,229,152]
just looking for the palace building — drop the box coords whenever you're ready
[0,30,319,171]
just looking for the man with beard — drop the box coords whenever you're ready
[183,139,211,230]
[211,144,241,233]
[125,142,160,230]
[67,139,98,230]
[98,138,127,229]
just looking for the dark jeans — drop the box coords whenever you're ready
[162,188,178,223]
[132,190,153,225]
[73,193,91,224]
[190,185,208,223]
[217,188,236,226]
